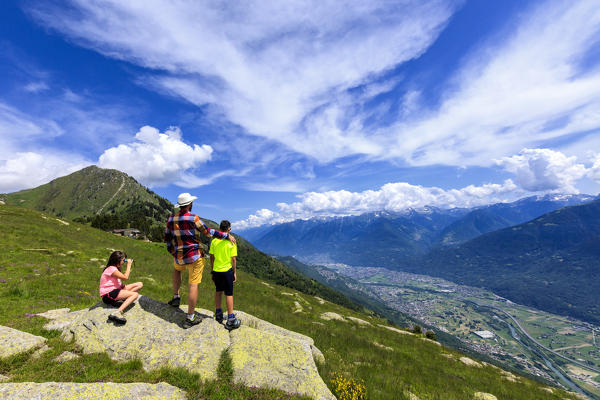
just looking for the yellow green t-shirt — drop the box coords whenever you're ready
[209,238,237,272]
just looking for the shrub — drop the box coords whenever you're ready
[412,325,422,334]
[331,372,366,400]
[425,330,437,341]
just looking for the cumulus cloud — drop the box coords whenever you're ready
[234,179,519,229]
[496,148,587,193]
[588,154,600,184]
[97,125,213,187]
[0,152,88,193]
[235,147,600,229]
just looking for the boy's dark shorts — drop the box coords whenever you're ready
[212,269,234,296]
[102,288,122,307]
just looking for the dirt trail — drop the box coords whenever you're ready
[96,176,125,214]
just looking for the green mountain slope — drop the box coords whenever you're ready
[0,203,580,400]
[1,165,173,240]
[406,199,600,325]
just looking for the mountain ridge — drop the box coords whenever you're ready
[246,194,596,266]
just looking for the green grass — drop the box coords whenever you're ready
[0,204,583,400]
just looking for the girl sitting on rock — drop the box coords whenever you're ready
[99,250,143,324]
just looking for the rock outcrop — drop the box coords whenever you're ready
[473,392,498,400]
[460,356,483,368]
[0,325,46,358]
[39,296,334,400]
[0,382,186,400]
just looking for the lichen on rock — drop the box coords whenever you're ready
[0,325,46,358]
[460,356,483,368]
[346,316,370,326]
[31,344,50,360]
[234,310,325,364]
[377,324,413,335]
[473,392,498,400]
[0,382,186,399]
[39,297,331,398]
[229,326,335,400]
[42,296,229,380]
[54,351,80,364]
[320,312,345,322]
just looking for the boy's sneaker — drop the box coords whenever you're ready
[108,311,126,325]
[183,314,201,329]
[225,317,241,331]
[167,296,180,307]
[215,310,224,324]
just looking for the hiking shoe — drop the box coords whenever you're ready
[168,296,181,307]
[215,310,224,324]
[183,315,201,329]
[225,317,241,331]
[108,312,126,325]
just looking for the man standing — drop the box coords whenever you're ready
[164,193,235,328]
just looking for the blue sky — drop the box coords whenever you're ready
[1,0,600,228]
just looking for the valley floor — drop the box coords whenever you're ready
[314,263,600,399]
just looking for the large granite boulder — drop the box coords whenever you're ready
[40,296,333,399]
[0,382,185,399]
[0,325,46,358]
[43,296,228,380]
[229,325,334,400]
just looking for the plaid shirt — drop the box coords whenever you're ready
[164,211,229,265]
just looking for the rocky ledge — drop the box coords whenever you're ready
[0,325,46,357]
[36,296,335,400]
[0,382,185,400]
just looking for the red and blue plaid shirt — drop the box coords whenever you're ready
[164,211,229,265]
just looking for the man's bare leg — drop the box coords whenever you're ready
[172,269,182,296]
[187,283,198,315]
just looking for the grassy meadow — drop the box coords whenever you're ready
[0,204,583,400]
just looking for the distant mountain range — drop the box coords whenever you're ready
[242,194,600,324]
[247,194,596,266]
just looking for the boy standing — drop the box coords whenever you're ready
[209,220,241,331]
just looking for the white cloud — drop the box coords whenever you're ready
[97,125,213,187]
[496,148,587,193]
[27,0,600,169]
[588,154,600,184]
[0,102,63,144]
[0,152,88,193]
[175,169,238,189]
[27,0,458,162]
[24,82,50,93]
[384,0,600,167]
[235,146,600,229]
[234,179,519,229]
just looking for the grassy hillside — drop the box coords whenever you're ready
[0,204,581,400]
[1,165,173,240]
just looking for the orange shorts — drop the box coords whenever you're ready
[174,257,205,284]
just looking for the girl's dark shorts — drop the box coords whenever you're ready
[102,288,122,307]
[212,269,234,296]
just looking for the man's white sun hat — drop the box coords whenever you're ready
[175,192,197,208]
